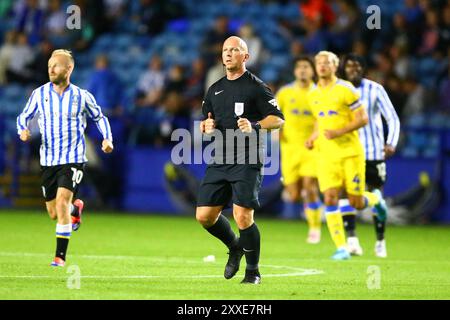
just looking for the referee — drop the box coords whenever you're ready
[16,49,114,267]
[196,36,284,284]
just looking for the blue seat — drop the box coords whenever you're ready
[3,85,23,99]
[401,146,419,158]
[167,19,190,33]
[422,146,438,158]
[260,66,279,83]
[405,114,426,128]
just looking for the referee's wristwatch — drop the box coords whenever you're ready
[251,121,261,132]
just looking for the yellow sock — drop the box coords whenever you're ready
[305,202,322,230]
[325,207,346,249]
[363,191,379,208]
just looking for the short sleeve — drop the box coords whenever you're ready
[202,88,213,120]
[344,85,362,111]
[256,83,284,120]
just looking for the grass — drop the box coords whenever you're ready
[0,210,449,300]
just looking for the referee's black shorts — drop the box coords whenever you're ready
[40,163,85,202]
[197,164,263,210]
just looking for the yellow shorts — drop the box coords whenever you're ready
[317,154,365,196]
[281,145,317,186]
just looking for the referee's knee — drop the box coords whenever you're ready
[196,208,218,227]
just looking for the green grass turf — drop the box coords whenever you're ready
[0,210,449,300]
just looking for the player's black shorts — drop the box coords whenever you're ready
[40,163,85,201]
[197,164,263,210]
[365,160,386,189]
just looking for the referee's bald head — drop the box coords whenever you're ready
[223,36,249,53]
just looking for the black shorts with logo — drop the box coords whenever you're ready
[197,164,263,210]
[40,163,85,201]
[365,160,386,189]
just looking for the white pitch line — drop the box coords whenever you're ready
[0,252,324,279]
[0,271,321,280]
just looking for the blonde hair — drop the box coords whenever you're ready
[51,49,75,65]
[315,51,339,68]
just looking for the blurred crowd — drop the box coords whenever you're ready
[1,0,450,150]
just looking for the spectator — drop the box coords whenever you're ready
[303,17,327,54]
[299,0,335,28]
[71,0,98,51]
[0,30,16,85]
[418,9,440,56]
[329,0,360,53]
[238,24,263,70]
[29,39,54,85]
[15,0,44,45]
[204,56,225,93]
[185,58,206,110]
[438,63,450,113]
[103,0,127,32]
[403,77,427,116]
[389,13,417,52]
[44,0,72,48]
[156,91,190,146]
[438,5,450,55]
[165,64,187,94]
[136,55,166,108]
[201,16,233,68]
[403,0,424,25]
[5,32,34,84]
[385,74,408,118]
[131,0,185,35]
[86,54,125,118]
[131,55,166,145]
[390,44,413,79]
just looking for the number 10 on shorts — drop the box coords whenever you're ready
[71,168,83,188]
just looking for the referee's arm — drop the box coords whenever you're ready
[255,83,284,130]
[258,114,284,130]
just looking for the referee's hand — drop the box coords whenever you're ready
[202,112,215,134]
[19,129,31,142]
[237,117,252,133]
[102,139,114,153]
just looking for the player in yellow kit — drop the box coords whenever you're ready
[276,56,322,244]
[305,51,387,260]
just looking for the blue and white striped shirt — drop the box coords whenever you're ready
[357,79,400,160]
[17,82,113,166]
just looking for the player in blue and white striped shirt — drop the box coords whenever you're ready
[339,54,400,258]
[17,49,114,267]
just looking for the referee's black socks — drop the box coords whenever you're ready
[239,223,260,271]
[205,214,238,248]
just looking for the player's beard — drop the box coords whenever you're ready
[50,73,67,85]
[349,75,362,87]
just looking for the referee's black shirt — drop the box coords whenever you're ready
[202,70,284,166]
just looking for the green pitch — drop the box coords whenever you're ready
[0,210,449,300]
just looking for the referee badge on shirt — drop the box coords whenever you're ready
[234,102,244,117]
